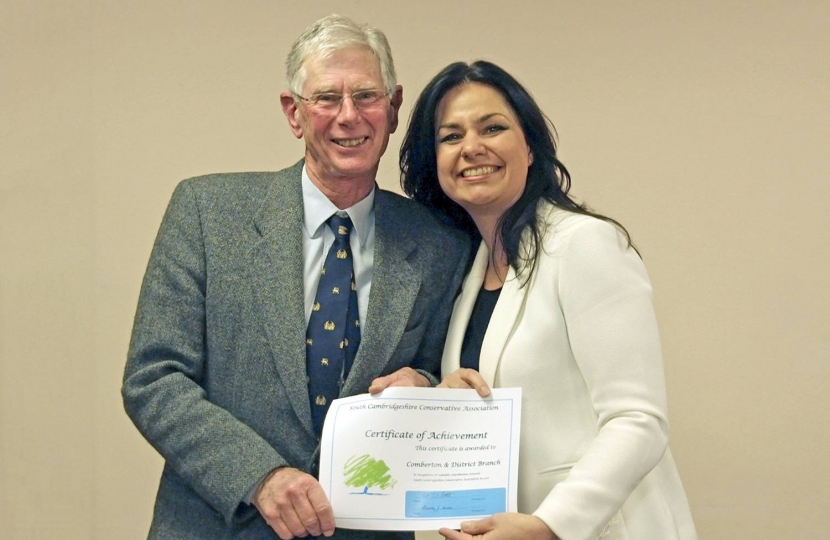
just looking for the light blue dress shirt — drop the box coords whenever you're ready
[301,165,375,334]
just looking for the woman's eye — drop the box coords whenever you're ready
[438,133,461,143]
[485,124,507,134]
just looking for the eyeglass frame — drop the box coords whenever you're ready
[292,89,393,111]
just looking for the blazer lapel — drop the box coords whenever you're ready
[442,242,529,388]
[342,191,420,396]
[441,242,488,377]
[479,262,527,387]
[247,162,314,436]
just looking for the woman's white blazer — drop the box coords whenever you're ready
[441,205,697,540]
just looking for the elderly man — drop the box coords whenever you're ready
[123,14,469,540]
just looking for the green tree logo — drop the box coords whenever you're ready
[343,454,397,494]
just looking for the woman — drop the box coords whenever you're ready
[400,61,697,540]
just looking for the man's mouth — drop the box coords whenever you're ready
[334,137,367,148]
[461,166,499,178]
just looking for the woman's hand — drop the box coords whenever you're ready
[439,513,558,540]
[437,368,491,397]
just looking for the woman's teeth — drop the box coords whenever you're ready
[462,166,497,177]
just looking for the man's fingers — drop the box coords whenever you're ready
[386,368,428,387]
[272,501,311,538]
[369,368,428,394]
[368,375,391,394]
[266,513,296,540]
[307,484,336,536]
[286,494,322,537]
[254,467,335,538]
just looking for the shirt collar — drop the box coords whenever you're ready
[301,165,375,247]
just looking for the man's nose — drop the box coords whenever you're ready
[336,94,361,124]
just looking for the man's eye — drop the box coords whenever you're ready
[354,91,377,102]
[315,94,342,103]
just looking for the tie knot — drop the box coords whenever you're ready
[327,214,353,240]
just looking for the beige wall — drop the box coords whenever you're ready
[1,1,828,538]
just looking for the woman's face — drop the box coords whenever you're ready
[434,83,532,222]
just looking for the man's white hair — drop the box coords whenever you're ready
[285,14,397,95]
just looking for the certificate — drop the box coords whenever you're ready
[319,387,521,531]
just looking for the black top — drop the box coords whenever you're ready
[460,287,502,371]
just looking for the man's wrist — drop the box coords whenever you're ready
[248,466,287,506]
[414,368,438,387]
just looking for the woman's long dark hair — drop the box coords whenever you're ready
[400,60,633,282]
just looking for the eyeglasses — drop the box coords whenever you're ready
[293,90,392,111]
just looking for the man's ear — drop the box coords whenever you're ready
[280,92,304,139]
[388,85,403,133]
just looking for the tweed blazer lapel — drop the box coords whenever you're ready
[341,191,420,396]
[247,161,314,436]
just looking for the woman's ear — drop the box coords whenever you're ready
[528,149,534,166]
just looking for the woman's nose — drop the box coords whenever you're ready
[461,136,486,159]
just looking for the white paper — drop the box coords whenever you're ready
[319,387,521,531]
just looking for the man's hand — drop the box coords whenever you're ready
[252,467,335,539]
[368,367,430,394]
[439,513,558,540]
[437,368,491,397]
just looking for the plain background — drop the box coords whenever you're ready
[1,1,828,538]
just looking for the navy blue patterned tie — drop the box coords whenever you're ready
[306,214,361,437]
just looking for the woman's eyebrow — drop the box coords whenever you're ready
[437,112,509,130]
